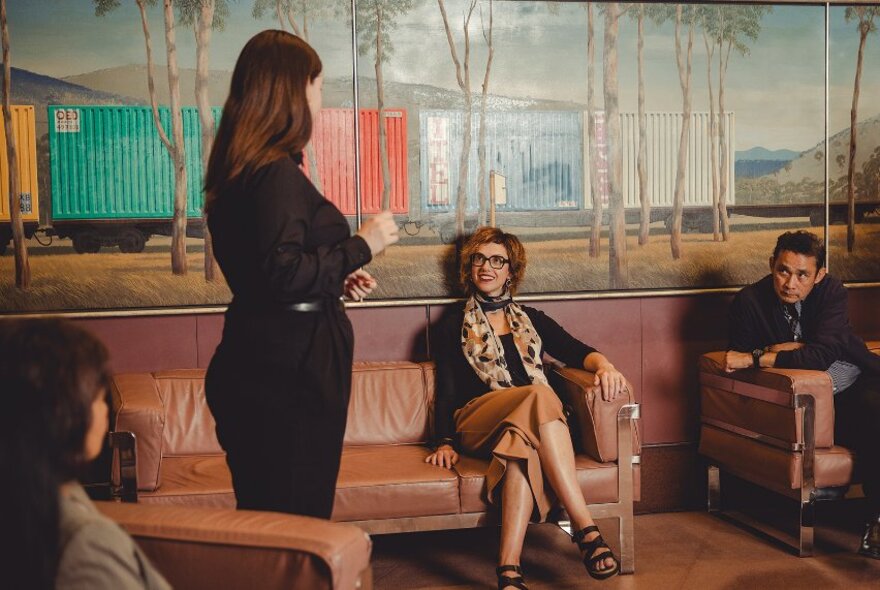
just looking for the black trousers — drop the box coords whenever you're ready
[834,373,880,515]
[205,303,354,518]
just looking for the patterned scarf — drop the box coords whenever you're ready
[461,288,548,390]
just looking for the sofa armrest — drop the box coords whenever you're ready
[96,502,372,590]
[110,373,165,492]
[699,351,834,448]
[551,367,640,463]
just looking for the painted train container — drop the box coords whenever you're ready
[420,110,585,214]
[0,105,40,252]
[46,105,408,252]
[419,110,737,232]
[308,108,409,215]
[48,105,221,252]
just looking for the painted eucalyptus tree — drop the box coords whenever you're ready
[95,0,190,275]
[1,0,28,288]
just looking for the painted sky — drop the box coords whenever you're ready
[8,1,880,152]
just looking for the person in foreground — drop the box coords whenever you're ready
[426,227,629,588]
[0,318,171,590]
[204,31,398,517]
[723,230,880,559]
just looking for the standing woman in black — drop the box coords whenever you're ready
[204,30,398,518]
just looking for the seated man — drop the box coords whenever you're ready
[723,230,880,559]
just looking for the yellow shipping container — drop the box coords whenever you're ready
[0,105,39,225]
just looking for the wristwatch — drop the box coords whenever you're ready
[752,348,764,369]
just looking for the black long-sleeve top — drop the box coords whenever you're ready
[729,274,880,374]
[208,154,371,307]
[431,304,598,445]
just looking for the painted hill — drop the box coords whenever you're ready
[1,65,139,135]
[736,146,800,162]
[772,114,880,184]
[64,65,588,113]
[64,65,230,108]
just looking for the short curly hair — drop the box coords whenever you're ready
[459,227,527,296]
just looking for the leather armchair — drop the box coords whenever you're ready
[96,501,372,590]
[698,341,880,556]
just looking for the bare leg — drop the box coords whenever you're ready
[537,419,615,571]
[499,459,532,583]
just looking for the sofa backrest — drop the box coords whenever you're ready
[343,361,435,446]
[113,362,437,461]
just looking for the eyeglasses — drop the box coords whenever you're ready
[470,253,509,270]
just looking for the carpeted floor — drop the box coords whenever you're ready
[371,506,880,589]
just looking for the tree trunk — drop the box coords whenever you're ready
[438,0,475,237]
[636,6,649,246]
[195,1,216,281]
[671,5,693,261]
[604,4,628,288]
[1,0,29,289]
[164,0,188,275]
[376,4,392,211]
[587,3,602,257]
[276,0,285,31]
[718,41,731,241]
[289,8,322,192]
[847,26,868,252]
[136,0,173,151]
[703,32,719,241]
[477,0,494,227]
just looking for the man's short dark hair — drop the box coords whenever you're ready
[772,230,826,269]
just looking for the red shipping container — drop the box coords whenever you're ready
[304,108,408,215]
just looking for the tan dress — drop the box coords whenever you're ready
[454,383,567,521]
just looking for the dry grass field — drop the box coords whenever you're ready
[2,222,879,312]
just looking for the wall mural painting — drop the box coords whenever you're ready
[0,1,877,312]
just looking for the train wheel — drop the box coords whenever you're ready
[72,232,101,254]
[118,228,146,253]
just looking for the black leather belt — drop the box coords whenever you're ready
[279,299,344,312]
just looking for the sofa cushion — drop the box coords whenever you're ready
[454,454,624,514]
[344,362,431,446]
[140,456,235,508]
[332,445,460,521]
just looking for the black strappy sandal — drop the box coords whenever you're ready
[496,565,529,589]
[571,525,621,580]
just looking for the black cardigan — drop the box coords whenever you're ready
[431,304,597,445]
[729,274,880,374]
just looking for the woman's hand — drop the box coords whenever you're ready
[344,269,376,302]
[425,444,459,469]
[585,353,629,402]
[356,210,399,256]
[594,362,628,402]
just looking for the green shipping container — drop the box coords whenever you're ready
[48,105,221,220]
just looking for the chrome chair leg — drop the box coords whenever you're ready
[708,464,721,513]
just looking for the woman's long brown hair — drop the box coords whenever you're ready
[204,30,322,209]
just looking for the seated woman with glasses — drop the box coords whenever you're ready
[426,227,629,589]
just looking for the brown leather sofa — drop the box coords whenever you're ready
[95,501,372,590]
[111,361,641,572]
[698,341,880,556]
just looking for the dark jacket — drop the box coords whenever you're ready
[431,304,597,445]
[729,274,880,374]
